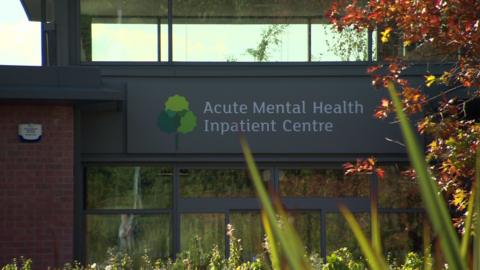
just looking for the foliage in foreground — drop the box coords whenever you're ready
[326,0,480,231]
[328,81,480,270]
[1,247,438,270]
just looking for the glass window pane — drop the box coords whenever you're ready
[85,214,171,264]
[311,23,369,61]
[326,213,370,257]
[180,169,270,198]
[289,211,321,254]
[378,164,422,208]
[173,0,331,62]
[381,213,425,259]
[180,213,225,254]
[229,212,263,260]
[280,169,370,197]
[377,32,456,62]
[86,166,173,209]
[80,0,168,62]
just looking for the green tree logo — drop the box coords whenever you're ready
[157,95,197,134]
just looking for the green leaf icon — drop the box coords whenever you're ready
[158,95,197,134]
[165,95,190,112]
[177,110,197,134]
[166,109,177,118]
[158,111,179,133]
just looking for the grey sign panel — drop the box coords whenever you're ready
[127,77,406,154]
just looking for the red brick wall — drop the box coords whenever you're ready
[0,104,74,269]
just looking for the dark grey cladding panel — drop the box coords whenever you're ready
[0,66,58,86]
[57,67,102,87]
[19,0,41,21]
[127,77,408,154]
[0,66,124,101]
[20,0,54,22]
[81,105,125,154]
[0,66,101,87]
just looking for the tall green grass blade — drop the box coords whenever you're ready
[423,222,432,270]
[339,206,389,270]
[371,191,382,255]
[241,137,311,270]
[262,211,281,270]
[271,197,311,262]
[386,81,466,270]
[474,147,480,270]
[461,184,476,261]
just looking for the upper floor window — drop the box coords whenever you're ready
[80,0,169,62]
[80,0,373,63]
[0,0,41,66]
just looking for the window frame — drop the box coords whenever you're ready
[76,0,376,65]
[79,162,423,263]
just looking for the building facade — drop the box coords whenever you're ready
[0,0,430,268]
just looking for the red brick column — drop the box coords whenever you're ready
[0,104,74,269]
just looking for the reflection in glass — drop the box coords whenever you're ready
[381,213,425,259]
[378,164,422,208]
[180,213,225,253]
[180,169,270,198]
[86,214,171,264]
[326,213,370,257]
[173,0,329,62]
[230,212,263,260]
[377,31,456,62]
[311,23,369,61]
[86,166,173,209]
[80,0,168,62]
[280,169,370,197]
[289,211,321,254]
[79,0,378,62]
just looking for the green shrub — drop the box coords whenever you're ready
[1,258,32,270]
[322,248,365,270]
[2,246,446,270]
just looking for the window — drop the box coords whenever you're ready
[79,0,374,62]
[289,211,322,254]
[180,213,226,253]
[380,213,426,259]
[326,213,370,257]
[86,214,171,264]
[378,164,422,208]
[229,212,263,260]
[179,168,270,198]
[279,168,370,197]
[311,23,370,61]
[83,164,423,262]
[85,166,173,263]
[80,0,169,62]
[87,166,172,209]
[377,31,457,62]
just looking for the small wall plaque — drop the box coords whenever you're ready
[18,123,42,142]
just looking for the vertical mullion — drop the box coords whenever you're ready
[308,18,312,62]
[168,0,173,64]
[273,167,279,193]
[157,17,161,62]
[41,0,47,66]
[320,211,327,262]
